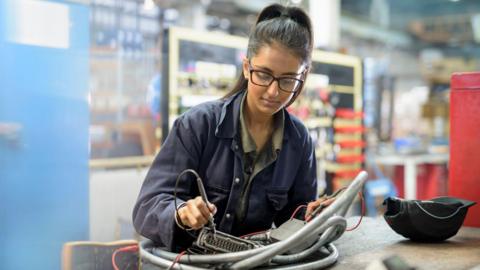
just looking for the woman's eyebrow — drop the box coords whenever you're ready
[252,64,301,76]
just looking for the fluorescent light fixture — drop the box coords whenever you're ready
[143,0,155,11]
[6,0,70,49]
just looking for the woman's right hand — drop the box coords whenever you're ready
[177,196,217,230]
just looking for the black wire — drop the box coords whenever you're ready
[174,169,202,239]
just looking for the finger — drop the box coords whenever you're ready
[193,197,213,219]
[305,201,320,216]
[305,203,315,216]
[177,205,193,228]
[188,200,209,228]
[179,199,207,229]
[322,197,336,206]
[324,198,335,205]
[184,208,207,229]
[208,203,217,215]
[186,214,206,230]
[305,195,332,217]
[306,208,315,217]
[307,199,322,211]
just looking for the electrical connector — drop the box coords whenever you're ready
[270,218,317,254]
[195,227,259,253]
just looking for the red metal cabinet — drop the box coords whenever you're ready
[449,72,480,227]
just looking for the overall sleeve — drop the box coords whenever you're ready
[132,114,205,251]
[274,133,318,226]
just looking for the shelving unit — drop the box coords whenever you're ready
[162,27,247,132]
[293,50,363,193]
[89,49,159,158]
[88,0,162,161]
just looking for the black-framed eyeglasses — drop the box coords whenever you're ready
[248,61,305,93]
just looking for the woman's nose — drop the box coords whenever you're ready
[265,80,280,97]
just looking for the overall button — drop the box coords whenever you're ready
[234,177,240,184]
[234,144,239,150]
[226,213,231,219]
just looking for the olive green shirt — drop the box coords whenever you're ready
[235,92,284,223]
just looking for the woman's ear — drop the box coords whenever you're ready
[242,58,250,80]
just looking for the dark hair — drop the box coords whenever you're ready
[224,4,313,107]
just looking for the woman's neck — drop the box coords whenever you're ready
[243,103,274,151]
[244,103,273,130]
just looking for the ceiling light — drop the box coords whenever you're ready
[143,0,155,11]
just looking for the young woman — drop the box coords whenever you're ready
[133,3,325,251]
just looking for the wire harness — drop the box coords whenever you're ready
[139,171,368,270]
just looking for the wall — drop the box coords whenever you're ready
[0,1,90,269]
[89,168,147,242]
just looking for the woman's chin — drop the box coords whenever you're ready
[258,106,280,116]
[260,99,281,112]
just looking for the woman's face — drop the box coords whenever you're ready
[243,43,306,117]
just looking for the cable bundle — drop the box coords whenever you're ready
[139,171,368,270]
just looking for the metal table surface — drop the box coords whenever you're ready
[331,217,480,270]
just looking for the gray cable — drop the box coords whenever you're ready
[140,240,208,270]
[271,217,346,264]
[257,243,339,270]
[151,241,281,264]
[229,214,343,269]
[245,232,270,241]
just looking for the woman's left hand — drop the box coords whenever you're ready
[305,196,336,219]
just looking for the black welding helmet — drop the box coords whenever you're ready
[383,196,476,242]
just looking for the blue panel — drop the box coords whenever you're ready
[0,1,90,269]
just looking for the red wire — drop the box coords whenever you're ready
[167,250,186,270]
[111,244,139,270]
[240,230,267,239]
[290,204,307,219]
[346,192,365,231]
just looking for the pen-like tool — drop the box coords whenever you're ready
[196,177,217,236]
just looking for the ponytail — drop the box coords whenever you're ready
[255,4,312,43]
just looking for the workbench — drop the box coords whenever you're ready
[70,216,479,269]
[331,217,480,269]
